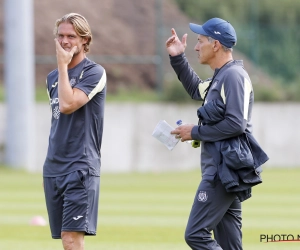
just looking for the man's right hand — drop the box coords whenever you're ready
[54,38,77,68]
[165,28,187,56]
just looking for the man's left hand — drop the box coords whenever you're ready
[171,124,194,142]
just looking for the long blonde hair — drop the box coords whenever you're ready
[54,13,92,53]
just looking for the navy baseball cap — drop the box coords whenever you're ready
[189,18,237,48]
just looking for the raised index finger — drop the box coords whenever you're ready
[54,38,63,51]
[54,38,59,46]
[171,28,179,38]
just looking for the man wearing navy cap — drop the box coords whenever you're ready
[166,18,252,249]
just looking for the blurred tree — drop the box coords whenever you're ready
[174,0,300,83]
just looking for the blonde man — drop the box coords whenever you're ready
[43,13,106,250]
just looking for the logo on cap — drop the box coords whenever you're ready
[189,17,237,48]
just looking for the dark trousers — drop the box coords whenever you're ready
[185,173,242,250]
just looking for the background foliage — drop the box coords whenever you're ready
[173,0,300,101]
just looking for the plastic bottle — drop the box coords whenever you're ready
[176,119,200,148]
[176,120,192,144]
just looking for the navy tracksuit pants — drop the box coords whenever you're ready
[185,172,242,250]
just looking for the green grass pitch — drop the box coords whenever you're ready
[0,166,299,249]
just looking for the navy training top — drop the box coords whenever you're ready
[43,58,107,177]
[170,53,253,177]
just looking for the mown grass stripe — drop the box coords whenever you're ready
[0,166,299,250]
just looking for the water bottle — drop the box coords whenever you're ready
[176,119,200,148]
[176,120,192,144]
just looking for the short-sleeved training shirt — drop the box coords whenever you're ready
[43,58,107,177]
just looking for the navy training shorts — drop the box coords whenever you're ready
[43,170,100,239]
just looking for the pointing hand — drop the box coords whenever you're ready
[165,28,187,56]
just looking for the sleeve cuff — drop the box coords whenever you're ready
[169,53,185,63]
[191,125,202,141]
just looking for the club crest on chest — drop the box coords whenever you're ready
[70,78,77,87]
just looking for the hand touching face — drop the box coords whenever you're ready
[54,38,77,66]
[55,22,87,66]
